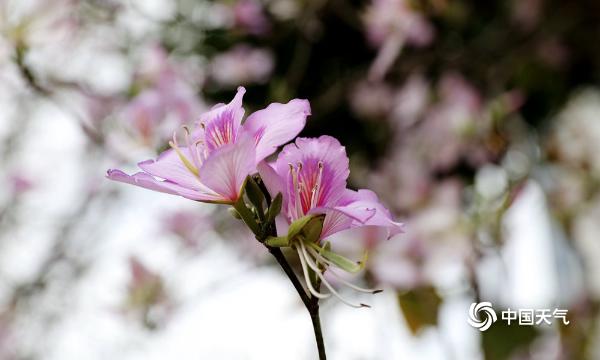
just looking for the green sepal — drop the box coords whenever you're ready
[265,236,289,247]
[245,176,265,221]
[307,242,367,274]
[287,214,325,242]
[232,193,260,235]
[228,208,242,219]
[302,215,325,244]
[266,193,282,224]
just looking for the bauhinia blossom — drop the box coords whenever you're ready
[107,87,310,204]
[258,136,404,307]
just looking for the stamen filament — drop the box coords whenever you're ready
[299,240,325,274]
[305,245,332,267]
[310,161,324,208]
[315,268,370,308]
[182,126,203,171]
[296,245,331,299]
[169,133,199,176]
[289,164,303,219]
[315,260,382,294]
[299,241,370,308]
[194,139,205,163]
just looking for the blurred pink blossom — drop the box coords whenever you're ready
[364,0,434,48]
[537,38,569,68]
[512,0,544,31]
[369,147,432,212]
[125,257,171,329]
[391,73,430,128]
[163,210,212,249]
[209,45,274,87]
[123,46,204,145]
[9,174,34,195]
[549,88,600,178]
[417,72,483,170]
[365,0,434,80]
[371,179,469,288]
[349,80,395,120]
[233,0,271,35]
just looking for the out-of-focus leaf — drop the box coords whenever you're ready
[482,320,540,360]
[397,286,442,335]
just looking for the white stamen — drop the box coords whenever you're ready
[182,126,203,171]
[299,240,325,274]
[319,265,381,294]
[299,242,369,308]
[193,139,205,162]
[310,161,324,208]
[289,164,303,219]
[296,245,330,299]
[316,268,370,308]
[169,132,199,176]
[305,246,378,293]
[305,246,332,267]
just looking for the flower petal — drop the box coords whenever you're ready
[275,136,350,217]
[198,86,246,125]
[308,206,375,240]
[198,135,256,203]
[243,99,310,161]
[319,208,355,240]
[137,148,201,190]
[196,87,246,149]
[106,169,224,202]
[107,169,180,195]
[340,189,405,239]
[257,160,287,206]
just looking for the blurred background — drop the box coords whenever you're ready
[1,0,600,359]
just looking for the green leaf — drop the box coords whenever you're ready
[306,242,365,273]
[266,193,282,224]
[265,236,289,247]
[397,286,442,335]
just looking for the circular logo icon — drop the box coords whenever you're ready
[468,302,497,331]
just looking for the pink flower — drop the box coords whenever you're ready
[259,136,403,306]
[260,136,403,241]
[108,87,310,204]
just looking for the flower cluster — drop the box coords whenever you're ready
[107,88,403,307]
